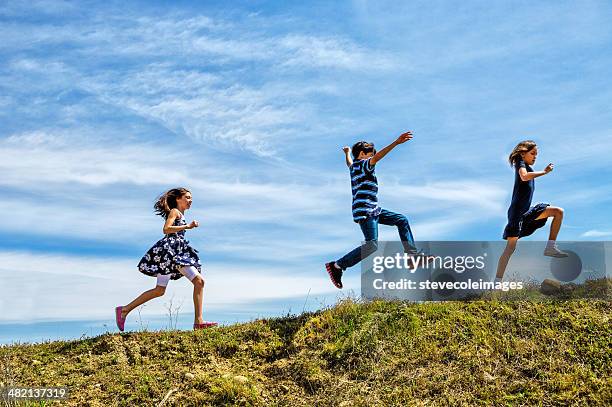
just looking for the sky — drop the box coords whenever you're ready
[1,0,611,323]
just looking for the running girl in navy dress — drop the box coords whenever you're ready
[495,141,568,282]
[115,188,217,331]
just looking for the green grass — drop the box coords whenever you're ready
[1,292,611,406]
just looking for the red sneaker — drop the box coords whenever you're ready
[325,262,343,289]
[115,306,126,332]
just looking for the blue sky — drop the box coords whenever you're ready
[1,0,611,322]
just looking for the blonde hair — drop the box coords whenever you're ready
[153,187,190,218]
[508,140,537,166]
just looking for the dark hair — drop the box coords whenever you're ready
[351,141,375,159]
[154,187,190,218]
[508,140,537,166]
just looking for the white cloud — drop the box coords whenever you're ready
[0,130,346,243]
[581,230,612,238]
[0,130,508,245]
[0,131,189,187]
[0,128,512,247]
[0,9,394,156]
[382,180,507,215]
[279,34,395,70]
[0,250,347,321]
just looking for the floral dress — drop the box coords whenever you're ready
[138,215,201,280]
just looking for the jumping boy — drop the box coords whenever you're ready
[325,131,424,289]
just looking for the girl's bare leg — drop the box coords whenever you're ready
[496,237,518,280]
[121,285,166,318]
[535,206,564,240]
[192,276,205,324]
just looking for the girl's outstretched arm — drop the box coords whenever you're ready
[163,208,199,234]
[342,146,353,167]
[519,163,554,181]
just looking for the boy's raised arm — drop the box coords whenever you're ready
[342,146,353,167]
[370,131,413,166]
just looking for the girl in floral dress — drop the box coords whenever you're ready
[115,187,217,331]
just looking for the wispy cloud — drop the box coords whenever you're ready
[1,8,393,155]
[581,230,612,238]
[0,250,345,321]
[0,131,189,187]
[0,129,508,245]
[382,181,507,214]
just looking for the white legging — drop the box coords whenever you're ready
[156,266,201,287]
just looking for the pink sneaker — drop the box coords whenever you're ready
[193,321,218,330]
[115,306,126,332]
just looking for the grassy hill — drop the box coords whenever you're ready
[1,296,611,406]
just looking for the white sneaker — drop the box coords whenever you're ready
[543,246,569,258]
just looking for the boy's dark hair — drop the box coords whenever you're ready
[351,141,375,159]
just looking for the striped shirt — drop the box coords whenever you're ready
[350,158,381,222]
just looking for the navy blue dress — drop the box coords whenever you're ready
[138,215,201,280]
[503,159,549,239]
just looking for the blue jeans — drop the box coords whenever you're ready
[336,208,416,270]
